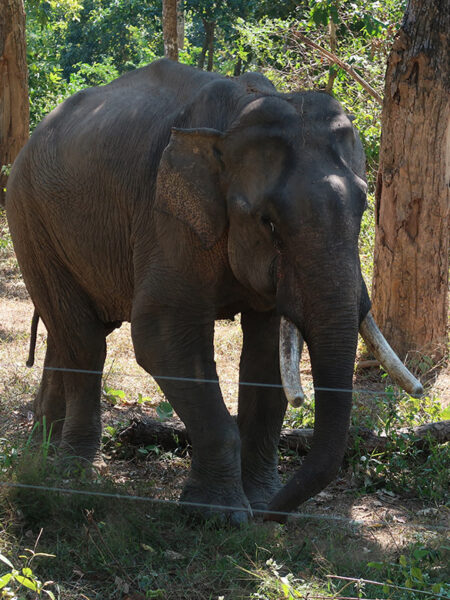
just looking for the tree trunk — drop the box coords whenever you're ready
[0,0,29,206]
[198,20,215,71]
[206,21,214,71]
[176,0,184,51]
[371,0,449,362]
[162,0,178,61]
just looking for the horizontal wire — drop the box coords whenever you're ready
[0,481,447,533]
[33,365,406,397]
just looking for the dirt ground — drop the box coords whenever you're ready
[0,215,449,559]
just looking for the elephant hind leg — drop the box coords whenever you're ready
[33,334,66,445]
[29,271,107,465]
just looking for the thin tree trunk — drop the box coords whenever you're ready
[177,0,184,51]
[371,0,449,361]
[206,21,214,71]
[162,0,178,61]
[234,56,242,77]
[325,19,338,93]
[0,0,29,206]
[198,33,207,69]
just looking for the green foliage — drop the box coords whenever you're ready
[350,388,449,501]
[155,401,173,422]
[368,544,450,598]
[0,549,56,599]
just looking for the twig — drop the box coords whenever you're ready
[291,30,383,104]
[327,574,448,598]
[85,509,133,585]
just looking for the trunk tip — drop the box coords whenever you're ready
[288,393,305,408]
[408,381,424,398]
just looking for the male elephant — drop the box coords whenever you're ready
[6,59,422,524]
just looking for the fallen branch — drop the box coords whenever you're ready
[291,31,383,105]
[118,418,450,456]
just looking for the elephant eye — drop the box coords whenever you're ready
[261,215,276,234]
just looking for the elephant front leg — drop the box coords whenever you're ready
[238,310,287,513]
[131,308,251,524]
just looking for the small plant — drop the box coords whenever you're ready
[368,544,449,598]
[156,401,173,422]
[103,386,126,405]
[0,543,56,599]
[349,386,449,501]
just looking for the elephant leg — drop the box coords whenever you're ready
[33,335,66,444]
[131,307,250,524]
[238,310,287,512]
[57,319,106,467]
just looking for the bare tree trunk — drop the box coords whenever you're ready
[0,0,28,206]
[177,0,184,51]
[206,21,214,71]
[371,0,449,362]
[233,56,242,77]
[325,19,338,94]
[162,0,178,61]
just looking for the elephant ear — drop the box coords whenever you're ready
[155,127,227,249]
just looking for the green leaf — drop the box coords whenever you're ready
[399,554,407,567]
[43,589,56,600]
[367,561,383,570]
[432,583,443,593]
[14,574,38,591]
[0,573,13,589]
[0,554,14,569]
[21,567,33,577]
[410,567,423,581]
[156,402,173,422]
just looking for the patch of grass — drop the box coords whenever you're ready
[1,425,449,600]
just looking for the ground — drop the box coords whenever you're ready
[0,210,448,599]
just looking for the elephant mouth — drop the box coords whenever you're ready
[279,312,423,406]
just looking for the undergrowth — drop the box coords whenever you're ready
[0,404,448,600]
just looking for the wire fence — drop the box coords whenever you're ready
[0,481,448,534]
[1,361,447,536]
[37,364,414,397]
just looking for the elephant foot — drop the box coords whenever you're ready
[242,470,282,517]
[180,475,252,526]
[56,436,103,476]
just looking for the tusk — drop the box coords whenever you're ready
[360,312,423,398]
[280,317,305,407]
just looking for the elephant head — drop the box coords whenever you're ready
[155,91,422,517]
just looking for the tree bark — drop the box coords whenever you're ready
[118,418,450,456]
[206,21,214,71]
[198,19,215,71]
[176,0,184,51]
[0,0,29,206]
[371,0,449,361]
[162,0,178,61]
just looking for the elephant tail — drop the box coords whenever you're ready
[26,308,39,367]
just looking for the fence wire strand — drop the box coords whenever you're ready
[27,364,417,397]
[0,481,447,533]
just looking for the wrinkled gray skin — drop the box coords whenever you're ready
[6,59,371,524]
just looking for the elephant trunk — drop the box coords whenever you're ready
[270,322,357,520]
[272,311,423,521]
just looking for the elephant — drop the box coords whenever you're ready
[5,58,422,524]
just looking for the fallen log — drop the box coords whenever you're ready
[118,418,450,456]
